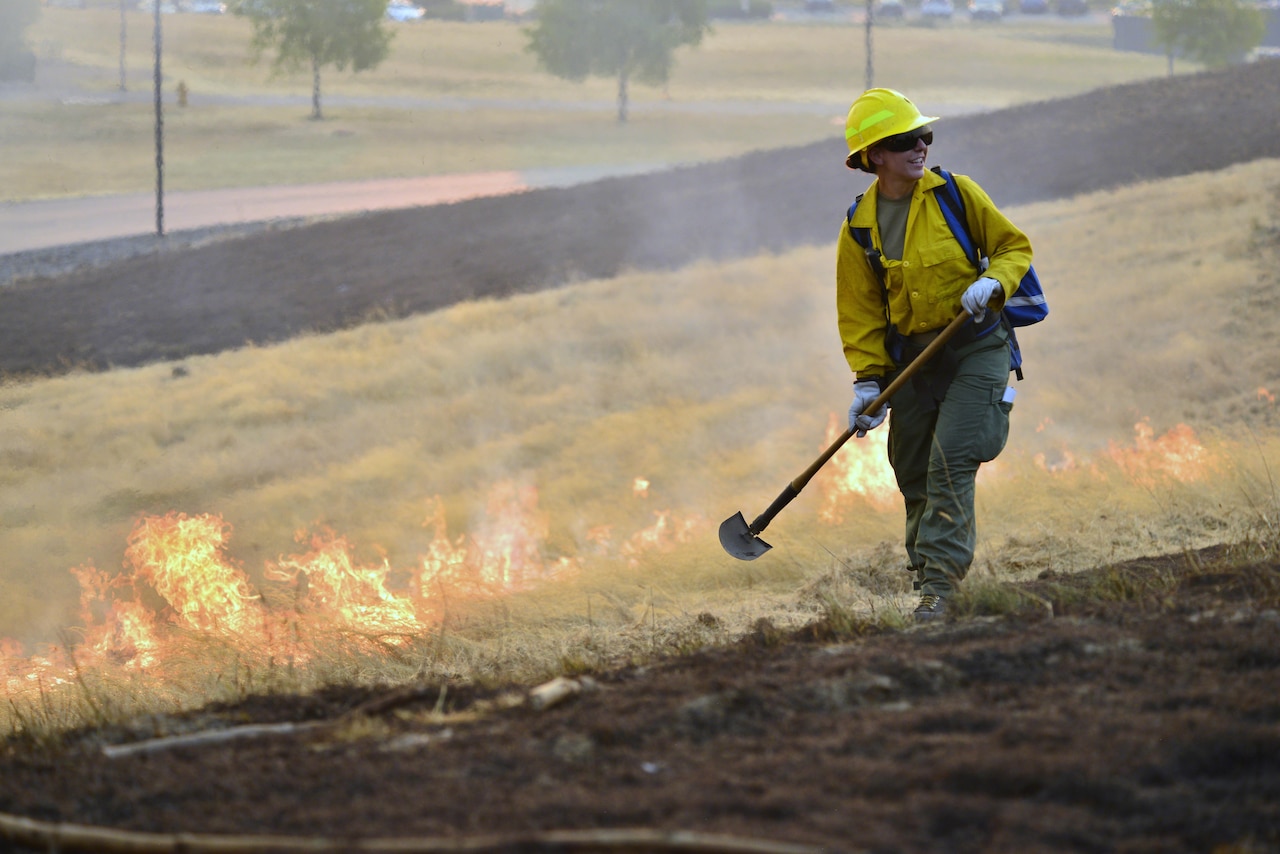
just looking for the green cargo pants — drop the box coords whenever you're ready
[885,325,1013,598]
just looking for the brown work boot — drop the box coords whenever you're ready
[913,593,946,622]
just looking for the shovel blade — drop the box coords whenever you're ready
[718,511,772,561]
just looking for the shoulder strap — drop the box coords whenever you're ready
[848,194,887,278]
[929,166,985,274]
[847,193,892,330]
[931,167,1027,380]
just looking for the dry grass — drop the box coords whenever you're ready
[3,11,1173,200]
[2,158,1279,736]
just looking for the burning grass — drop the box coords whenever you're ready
[2,160,1280,738]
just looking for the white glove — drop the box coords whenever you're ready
[848,380,887,438]
[961,276,1003,322]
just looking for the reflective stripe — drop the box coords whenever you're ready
[846,108,894,141]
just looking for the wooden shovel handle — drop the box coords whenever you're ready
[789,311,971,492]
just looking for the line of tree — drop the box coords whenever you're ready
[22,0,1270,126]
[10,0,716,125]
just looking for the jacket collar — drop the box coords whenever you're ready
[849,167,946,229]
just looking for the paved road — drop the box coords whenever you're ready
[0,55,834,255]
[0,57,976,256]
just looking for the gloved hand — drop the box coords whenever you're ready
[848,380,888,438]
[961,277,1003,322]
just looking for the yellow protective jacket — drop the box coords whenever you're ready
[836,168,1033,379]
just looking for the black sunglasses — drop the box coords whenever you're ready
[880,126,933,152]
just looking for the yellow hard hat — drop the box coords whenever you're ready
[844,88,938,169]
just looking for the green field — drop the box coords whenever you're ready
[2,9,1173,200]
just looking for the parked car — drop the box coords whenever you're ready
[969,0,1003,19]
[921,0,954,18]
[385,0,424,21]
[877,0,906,17]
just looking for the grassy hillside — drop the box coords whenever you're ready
[2,158,1278,731]
[1,10,1174,200]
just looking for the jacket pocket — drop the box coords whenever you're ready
[919,242,966,268]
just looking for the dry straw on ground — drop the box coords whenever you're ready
[2,159,1279,732]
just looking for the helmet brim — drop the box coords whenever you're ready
[846,114,939,170]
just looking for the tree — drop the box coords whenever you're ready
[0,0,40,82]
[1151,0,1265,72]
[524,0,712,124]
[231,0,393,120]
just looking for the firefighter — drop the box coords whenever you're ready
[838,88,1033,622]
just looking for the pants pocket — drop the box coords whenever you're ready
[975,383,1012,463]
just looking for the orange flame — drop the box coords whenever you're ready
[621,509,705,566]
[4,480,616,696]
[1104,419,1215,487]
[0,466,724,710]
[127,513,264,637]
[815,412,1216,520]
[1259,387,1275,404]
[266,527,420,644]
[818,412,898,523]
[1034,448,1079,473]
[414,482,572,603]
[68,513,270,673]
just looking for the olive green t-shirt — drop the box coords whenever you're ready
[877,192,911,261]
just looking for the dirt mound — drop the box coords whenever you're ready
[0,59,1278,377]
[1,546,1277,853]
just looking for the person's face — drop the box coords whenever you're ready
[870,126,931,184]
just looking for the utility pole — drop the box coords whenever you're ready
[153,0,164,238]
[118,0,126,92]
[865,0,874,90]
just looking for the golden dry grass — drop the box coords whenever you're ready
[2,158,1279,733]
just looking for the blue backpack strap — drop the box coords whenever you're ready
[847,197,874,252]
[931,165,1047,327]
[930,166,1027,380]
[929,166,984,273]
[847,194,888,285]
[847,194,896,357]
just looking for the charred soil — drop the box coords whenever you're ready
[1,548,1278,852]
[2,62,1280,854]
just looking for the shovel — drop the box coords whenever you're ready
[719,311,973,561]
